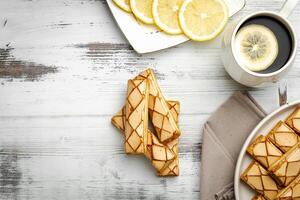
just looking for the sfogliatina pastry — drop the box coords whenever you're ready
[111,101,180,176]
[137,69,181,143]
[164,101,180,124]
[252,195,266,200]
[112,100,180,133]
[267,121,300,153]
[124,77,149,154]
[276,174,300,199]
[158,138,179,176]
[111,106,126,132]
[112,106,176,173]
[157,100,180,176]
[144,130,176,172]
[111,100,180,133]
[269,142,300,187]
[247,135,283,169]
[286,107,300,134]
[241,161,281,200]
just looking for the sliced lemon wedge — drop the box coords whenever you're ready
[130,0,154,24]
[152,0,184,34]
[179,0,228,41]
[235,24,279,72]
[113,0,132,12]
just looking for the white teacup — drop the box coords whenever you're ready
[221,0,299,87]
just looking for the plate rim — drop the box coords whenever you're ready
[234,100,300,200]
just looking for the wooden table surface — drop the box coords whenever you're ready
[1,0,300,199]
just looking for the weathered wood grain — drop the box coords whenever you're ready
[0,0,300,199]
[0,47,57,80]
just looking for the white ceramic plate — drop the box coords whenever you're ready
[234,100,300,200]
[106,0,246,54]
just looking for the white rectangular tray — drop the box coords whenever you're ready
[107,0,246,53]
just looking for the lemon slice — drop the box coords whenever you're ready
[113,0,132,12]
[130,0,154,24]
[152,0,184,34]
[179,0,229,41]
[235,24,279,72]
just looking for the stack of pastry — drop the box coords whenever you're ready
[241,107,300,199]
[111,69,181,176]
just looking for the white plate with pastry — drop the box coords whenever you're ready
[106,0,245,54]
[234,100,300,200]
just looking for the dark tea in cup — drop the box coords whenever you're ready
[234,16,293,74]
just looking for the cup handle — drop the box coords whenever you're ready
[279,0,300,18]
[278,79,288,106]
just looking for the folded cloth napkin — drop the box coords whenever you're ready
[200,91,267,200]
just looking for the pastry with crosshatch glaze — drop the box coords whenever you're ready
[286,107,300,134]
[276,174,300,199]
[247,135,283,169]
[269,142,300,187]
[267,121,300,153]
[144,130,176,172]
[252,195,266,200]
[157,101,180,176]
[124,77,149,154]
[241,161,281,200]
[158,137,179,176]
[111,69,181,176]
[112,106,175,173]
[137,69,181,143]
[111,100,180,176]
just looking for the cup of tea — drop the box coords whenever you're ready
[221,0,299,87]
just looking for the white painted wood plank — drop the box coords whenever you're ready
[0,115,201,200]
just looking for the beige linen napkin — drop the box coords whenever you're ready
[200,91,267,200]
